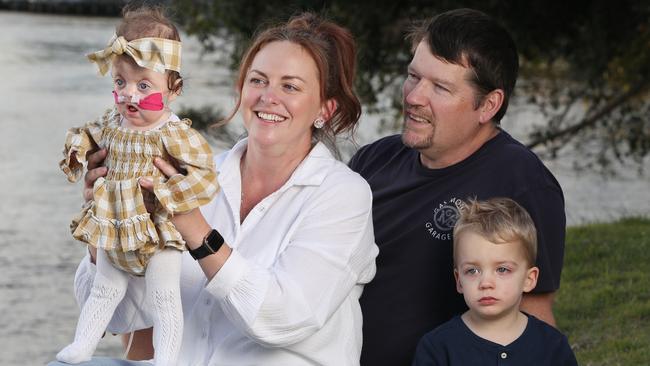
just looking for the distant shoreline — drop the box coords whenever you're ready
[0,0,124,16]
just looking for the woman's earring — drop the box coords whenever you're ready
[313,117,325,129]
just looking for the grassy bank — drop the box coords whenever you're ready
[556,217,650,365]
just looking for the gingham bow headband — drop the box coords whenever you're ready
[87,34,182,75]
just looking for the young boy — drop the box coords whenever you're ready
[413,198,577,365]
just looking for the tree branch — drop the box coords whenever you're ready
[526,80,649,149]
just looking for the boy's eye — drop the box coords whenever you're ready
[138,82,150,90]
[114,79,124,87]
[496,267,510,274]
[465,268,480,275]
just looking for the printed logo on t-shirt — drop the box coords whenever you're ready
[424,197,467,241]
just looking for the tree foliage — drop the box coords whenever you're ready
[170,0,650,171]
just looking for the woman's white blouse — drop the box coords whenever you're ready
[73,139,379,365]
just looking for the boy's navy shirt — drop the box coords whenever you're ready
[412,314,578,366]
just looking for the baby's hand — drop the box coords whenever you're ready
[83,149,107,202]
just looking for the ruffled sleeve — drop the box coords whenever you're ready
[59,110,110,182]
[155,119,219,214]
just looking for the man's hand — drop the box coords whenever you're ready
[83,149,108,202]
[122,328,154,360]
[82,149,107,264]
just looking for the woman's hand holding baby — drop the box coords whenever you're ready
[139,158,213,249]
[140,157,229,280]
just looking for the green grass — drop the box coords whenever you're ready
[556,217,650,365]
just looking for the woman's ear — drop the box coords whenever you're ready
[319,99,338,121]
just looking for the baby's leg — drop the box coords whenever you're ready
[57,250,129,364]
[145,249,183,366]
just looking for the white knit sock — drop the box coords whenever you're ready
[146,249,183,366]
[57,250,128,364]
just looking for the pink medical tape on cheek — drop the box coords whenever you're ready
[112,90,165,111]
[137,93,164,111]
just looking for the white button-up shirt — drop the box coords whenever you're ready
[73,139,379,365]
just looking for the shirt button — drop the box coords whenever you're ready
[500,352,508,359]
[202,331,208,338]
[205,298,211,306]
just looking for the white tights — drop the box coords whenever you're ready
[57,249,183,366]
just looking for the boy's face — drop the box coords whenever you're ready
[454,231,538,321]
[111,56,176,129]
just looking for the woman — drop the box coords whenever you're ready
[51,12,378,366]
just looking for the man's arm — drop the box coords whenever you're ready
[520,291,556,326]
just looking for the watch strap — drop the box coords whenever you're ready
[189,229,224,260]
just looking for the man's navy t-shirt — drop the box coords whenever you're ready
[349,132,566,366]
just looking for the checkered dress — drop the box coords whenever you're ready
[60,109,219,275]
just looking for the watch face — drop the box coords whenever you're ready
[207,229,225,248]
[190,229,224,260]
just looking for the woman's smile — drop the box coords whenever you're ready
[255,111,287,123]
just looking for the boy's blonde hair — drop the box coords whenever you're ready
[453,197,537,267]
[115,5,183,94]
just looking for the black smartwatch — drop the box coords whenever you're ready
[189,229,225,260]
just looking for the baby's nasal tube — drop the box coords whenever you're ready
[112,90,165,111]
[113,91,141,104]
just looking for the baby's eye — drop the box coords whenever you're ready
[114,79,124,87]
[138,82,151,91]
[496,267,511,274]
[465,268,480,275]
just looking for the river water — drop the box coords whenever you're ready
[0,11,648,366]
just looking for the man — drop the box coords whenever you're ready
[349,8,566,366]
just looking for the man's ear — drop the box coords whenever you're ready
[478,89,504,124]
[523,266,539,293]
[454,268,463,294]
